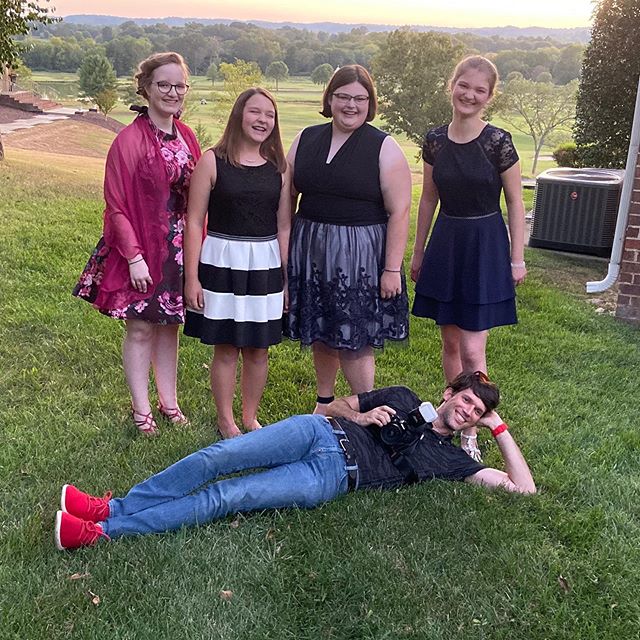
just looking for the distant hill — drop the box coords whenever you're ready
[61,15,591,43]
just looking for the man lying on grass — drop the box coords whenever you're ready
[55,371,535,550]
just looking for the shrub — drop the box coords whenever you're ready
[553,142,579,167]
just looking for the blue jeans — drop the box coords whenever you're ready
[102,415,349,538]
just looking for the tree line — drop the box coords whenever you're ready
[18,19,584,84]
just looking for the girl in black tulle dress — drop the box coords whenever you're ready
[411,56,527,460]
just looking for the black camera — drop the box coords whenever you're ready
[379,403,438,449]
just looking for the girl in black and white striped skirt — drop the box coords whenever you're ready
[183,88,291,439]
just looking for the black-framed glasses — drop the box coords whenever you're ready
[154,81,190,96]
[332,92,369,104]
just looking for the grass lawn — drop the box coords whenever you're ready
[31,72,563,179]
[1,138,639,640]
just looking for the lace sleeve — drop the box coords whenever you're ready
[496,129,519,173]
[421,131,436,165]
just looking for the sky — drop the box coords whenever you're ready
[51,0,594,29]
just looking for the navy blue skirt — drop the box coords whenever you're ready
[412,211,517,331]
[285,217,409,350]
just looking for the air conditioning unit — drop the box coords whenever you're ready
[529,168,624,257]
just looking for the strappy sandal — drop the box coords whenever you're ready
[461,433,482,462]
[157,402,190,426]
[132,409,159,436]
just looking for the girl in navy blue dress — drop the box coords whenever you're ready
[411,56,527,460]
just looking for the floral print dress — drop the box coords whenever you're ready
[74,118,195,324]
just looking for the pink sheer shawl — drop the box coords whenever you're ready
[93,114,201,311]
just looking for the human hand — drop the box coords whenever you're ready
[410,250,424,283]
[128,257,153,294]
[380,270,402,299]
[512,264,527,286]
[184,279,204,310]
[358,405,396,426]
[476,410,503,430]
[282,272,289,313]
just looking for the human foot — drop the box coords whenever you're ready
[157,402,190,425]
[132,409,158,436]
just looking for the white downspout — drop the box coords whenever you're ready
[587,77,640,293]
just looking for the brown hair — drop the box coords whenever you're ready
[134,52,190,99]
[447,371,500,415]
[214,87,287,173]
[448,55,499,97]
[320,64,377,122]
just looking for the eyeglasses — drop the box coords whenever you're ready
[332,92,369,104]
[154,81,190,96]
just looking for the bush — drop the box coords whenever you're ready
[552,142,579,167]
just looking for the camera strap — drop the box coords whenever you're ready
[387,435,424,485]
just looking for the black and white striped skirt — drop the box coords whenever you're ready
[184,232,284,348]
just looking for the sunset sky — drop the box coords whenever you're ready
[52,0,594,29]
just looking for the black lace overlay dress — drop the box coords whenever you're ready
[183,156,284,348]
[285,123,409,350]
[412,124,519,331]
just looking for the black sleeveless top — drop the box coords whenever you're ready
[207,154,282,238]
[294,123,388,226]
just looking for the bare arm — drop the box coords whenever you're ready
[379,136,411,299]
[183,150,216,310]
[277,164,292,312]
[286,131,302,217]
[502,161,527,286]
[410,162,440,283]
[325,395,397,427]
[465,410,536,494]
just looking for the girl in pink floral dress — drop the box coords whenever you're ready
[73,52,201,435]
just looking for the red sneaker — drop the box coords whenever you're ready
[60,484,112,522]
[55,511,110,550]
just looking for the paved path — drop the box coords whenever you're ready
[0,107,78,134]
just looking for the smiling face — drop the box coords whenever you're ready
[146,62,187,121]
[438,387,487,432]
[450,68,493,119]
[329,81,370,133]
[241,93,276,145]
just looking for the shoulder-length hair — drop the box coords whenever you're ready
[214,87,286,173]
[320,64,377,122]
[134,51,189,100]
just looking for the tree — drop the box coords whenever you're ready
[206,61,219,86]
[94,88,118,117]
[219,59,262,100]
[495,77,578,175]
[372,30,465,146]
[574,0,640,168]
[310,63,333,87]
[266,60,288,92]
[0,0,57,160]
[78,52,116,101]
[105,35,152,76]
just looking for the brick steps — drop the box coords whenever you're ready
[0,91,62,113]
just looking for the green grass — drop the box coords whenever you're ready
[31,72,563,178]
[1,143,639,639]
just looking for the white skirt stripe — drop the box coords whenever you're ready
[196,290,284,322]
[200,235,281,271]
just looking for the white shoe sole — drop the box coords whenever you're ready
[60,484,70,513]
[54,510,65,551]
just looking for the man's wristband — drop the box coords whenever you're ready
[128,257,144,265]
[510,261,526,268]
[490,422,509,438]
[383,268,401,273]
